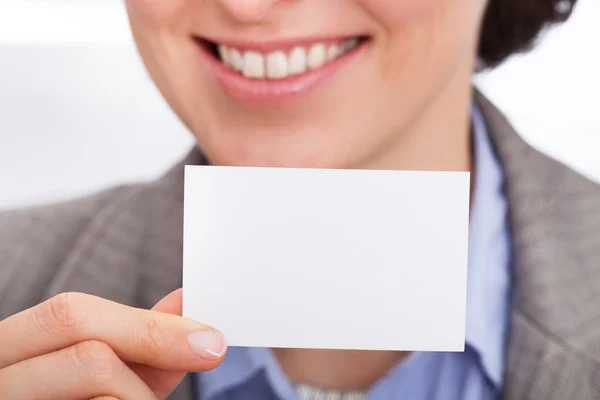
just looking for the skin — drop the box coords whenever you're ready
[125,0,485,170]
[0,0,489,397]
[0,290,226,399]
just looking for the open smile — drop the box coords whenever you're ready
[194,35,370,102]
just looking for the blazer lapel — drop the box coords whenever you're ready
[475,89,600,399]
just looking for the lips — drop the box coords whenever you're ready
[194,35,369,102]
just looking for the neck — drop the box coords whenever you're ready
[274,348,408,390]
[359,68,473,173]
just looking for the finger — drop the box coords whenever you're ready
[0,340,159,400]
[128,288,188,398]
[0,292,227,372]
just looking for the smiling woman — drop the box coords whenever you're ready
[127,0,490,169]
[123,0,579,170]
[1,1,600,400]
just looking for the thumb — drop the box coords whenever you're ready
[130,288,212,399]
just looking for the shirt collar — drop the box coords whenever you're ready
[465,102,511,388]
[199,346,296,400]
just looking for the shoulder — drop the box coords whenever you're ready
[512,131,600,221]
[474,88,600,210]
[0,183,145,255]
[0,185,136,242]
[0,148,202,318]
[556,160,600,210]
[0,183,147,317]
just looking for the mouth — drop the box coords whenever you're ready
[193,35,370,102]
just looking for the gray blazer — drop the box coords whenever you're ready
[1,90,600,399]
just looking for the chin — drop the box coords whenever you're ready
[193,123,352,168]
[213,152,347,169]
[202,138,349,169]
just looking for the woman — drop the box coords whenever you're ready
[1,0,597,399]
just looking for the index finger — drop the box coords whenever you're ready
[0,292,227,371]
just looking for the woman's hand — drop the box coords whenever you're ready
[0,289,226,399]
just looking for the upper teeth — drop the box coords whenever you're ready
[217,38,360,80]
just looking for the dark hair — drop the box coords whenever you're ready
[478,0,578,68]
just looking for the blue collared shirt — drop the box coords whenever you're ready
[196,103,512,399]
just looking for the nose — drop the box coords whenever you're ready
[215,0,283,24]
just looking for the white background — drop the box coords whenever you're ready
[0,0,598,209]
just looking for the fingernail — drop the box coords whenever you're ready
[187,330,227,360]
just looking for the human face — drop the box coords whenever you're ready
[126,0,487,169]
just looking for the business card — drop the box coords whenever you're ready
[183,166,470,351]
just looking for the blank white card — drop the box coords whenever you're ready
[183,166,470,351]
